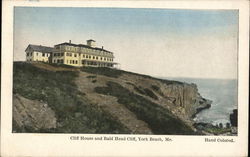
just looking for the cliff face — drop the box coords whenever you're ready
[163,83,211,118]
[13,62,211,134]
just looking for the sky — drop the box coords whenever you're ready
[14,7,239,79]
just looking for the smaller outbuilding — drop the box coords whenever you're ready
[25,44,54,63]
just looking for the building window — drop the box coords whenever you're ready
[74,54,77,57]
[27,53,29,56]
[42,53,45,57]
[76,60,78,64]
[96,56,98,60]
[93,56,95,59]
[70,60,72,64]
[37,53,38,56]
[101,57,102,60]
[73,60,75,64]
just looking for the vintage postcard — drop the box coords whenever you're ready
[1,0,249,156]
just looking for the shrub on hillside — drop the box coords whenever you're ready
[143,88,158,100]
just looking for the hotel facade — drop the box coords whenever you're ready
[25,39,116,68]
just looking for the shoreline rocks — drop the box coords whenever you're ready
[193,108,238,135]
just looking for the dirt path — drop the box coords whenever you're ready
[75,71,153,134]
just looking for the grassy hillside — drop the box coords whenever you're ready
[13,62,196,134]
[13,62,129,133]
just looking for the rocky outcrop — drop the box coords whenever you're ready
[13,94,57,131]
[230,109,238,127]
[162,83,212,118]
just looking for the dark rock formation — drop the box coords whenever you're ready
[230,109,238,127]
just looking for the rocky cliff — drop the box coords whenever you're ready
[13,62,211,134]
[13,94,57,132]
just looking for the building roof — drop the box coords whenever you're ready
[25,44,54,53]
[55,42,112,53]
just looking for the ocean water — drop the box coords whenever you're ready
[161,77,238,126]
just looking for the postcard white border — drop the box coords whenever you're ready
[1,1,249,156]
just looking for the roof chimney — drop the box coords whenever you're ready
[87,39,96,47]
[69,40,71,43]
